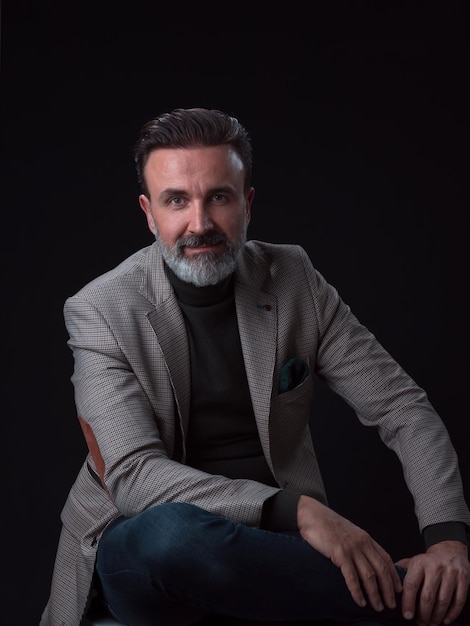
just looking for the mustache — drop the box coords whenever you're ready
[177,231,229,249]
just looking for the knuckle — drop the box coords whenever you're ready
[436,593,451,607]
[340,566,359,587]
[403,578,420,592]
[331,550,346,568]
[364,568,377,581]
[355,530,370,546]
[437,591,452,606]
[420,589,435,604]
[347,579,362,593]
[459,566,470,582]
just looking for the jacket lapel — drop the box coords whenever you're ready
[141,244,191,446]
[235,280,277,463]
[146,299,191,439]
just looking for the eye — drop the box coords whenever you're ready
[169,197,185,207]
[212,193,227,203]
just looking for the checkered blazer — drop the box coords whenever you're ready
[40,240,470,625]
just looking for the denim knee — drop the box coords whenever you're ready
[99,502,233,578]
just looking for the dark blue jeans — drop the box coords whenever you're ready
[95,502,412,625]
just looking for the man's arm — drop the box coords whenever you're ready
[297,494,402,613]
[299,246,470,535]
[296,247,470,620]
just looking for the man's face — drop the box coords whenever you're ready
[139,145,254,286]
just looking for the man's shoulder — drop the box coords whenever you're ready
[239,240,315,289]
[241,239,313,273]
[244,239,307,263]
[67,243,157,302]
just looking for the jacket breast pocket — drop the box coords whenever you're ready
[273,356,313,418]
[278,356,311,395]
[270,358,314,447]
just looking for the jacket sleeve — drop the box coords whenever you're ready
[298,246,470,533]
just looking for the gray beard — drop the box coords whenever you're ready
[154,226,247,287]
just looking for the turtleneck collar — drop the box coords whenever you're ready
[164,262,234,307]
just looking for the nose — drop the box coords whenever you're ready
[188,202,213,234]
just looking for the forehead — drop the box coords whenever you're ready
[143,145,245,187]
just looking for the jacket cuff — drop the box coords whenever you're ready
[423,521,469,550]
[260,491,300,532]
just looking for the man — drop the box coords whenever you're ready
[41,108,470,626]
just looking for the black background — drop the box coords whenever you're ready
[2,1,469,623]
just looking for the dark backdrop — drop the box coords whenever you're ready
[2,1,469,623]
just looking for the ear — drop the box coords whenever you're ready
[139,194,156,235]
[245,187,255,224]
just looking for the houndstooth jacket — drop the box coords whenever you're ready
[40,240,470,625]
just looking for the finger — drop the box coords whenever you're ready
[359,542,402,610]
[374,544,404,598]
[339,560,368,609]
[353,554,385,612]
[414,569,443,626]
[401,562,425,621]
[439,571,469,625]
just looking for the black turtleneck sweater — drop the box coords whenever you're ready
[165,263,299,531]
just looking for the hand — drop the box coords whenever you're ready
[396,540,470,625]
[297,495,402,612]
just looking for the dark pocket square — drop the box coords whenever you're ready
[278,357,309,393]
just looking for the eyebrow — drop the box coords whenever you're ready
[158,185,237,203]
[158,188,186,202]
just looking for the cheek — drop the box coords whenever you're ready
[228,213,248,237]
[154,216,186,246]
[218,211,245,234]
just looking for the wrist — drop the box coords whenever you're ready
[426,539,469,557]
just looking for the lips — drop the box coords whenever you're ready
[180,233,227,248]
[177,232,229,256]
[184,241,224,255]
